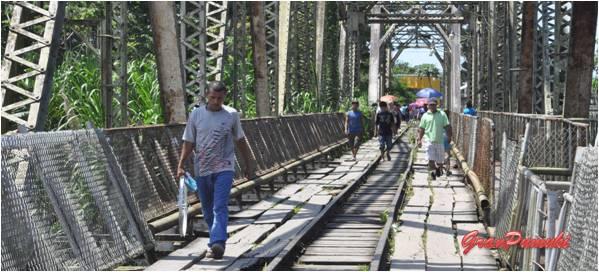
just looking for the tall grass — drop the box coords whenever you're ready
[127,55,163,125]
[47,48,162,130]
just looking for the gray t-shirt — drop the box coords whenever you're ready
[182,105,245,176]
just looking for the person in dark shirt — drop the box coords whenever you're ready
[375,101,396,161]
[391,102,402,134]
[463,100,477,116]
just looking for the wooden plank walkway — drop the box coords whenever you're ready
[289,133,411,270]
[391,149,498,271]
[144,136,384,271]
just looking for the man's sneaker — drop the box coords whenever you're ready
[435,168,442,178]
[207,243,225,259]
[430,171,436,181]
[446,170,452,177]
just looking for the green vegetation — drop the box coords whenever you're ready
[46,47,163,130]
[380,209,390,224]
[358,264,370,271]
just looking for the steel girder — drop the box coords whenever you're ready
[490,1,509,112]
[367,13,465,24]
[508,1,523,112]
[179,1,227,106]
[1,1,66,134]
[265,1,279,114]
[553,1,572,115]
[230,2,248,112]
[531,2,572,115]
[285,1,317,112]
[478,2,490,110]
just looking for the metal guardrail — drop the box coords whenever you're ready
[449,111,597,270]
[478,111,594,181]
[0,113,347,270]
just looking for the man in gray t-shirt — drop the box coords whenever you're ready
[177,81,254,259]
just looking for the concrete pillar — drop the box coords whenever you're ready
[277,1,290,114]
[315,1,326,102]
[368,5,382,105]
[449,22,461,113]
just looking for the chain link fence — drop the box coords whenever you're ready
[553,145,598,271]
[1,113,346,270]
[479,111,594,181]
[449,112,495,205]
[1,130,149,270]
[486,120,597,271]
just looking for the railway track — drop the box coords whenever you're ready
[266,128,415,271]
[145,125,415,271]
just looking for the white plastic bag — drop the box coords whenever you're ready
[177,177,188,237]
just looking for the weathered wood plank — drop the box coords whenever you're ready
[310,240,378,247]
[188,224,275,271]
[299,255,373,264]
[145,238,209,271]
[292,264,361,271]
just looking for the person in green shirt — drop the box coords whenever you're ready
[417,98,452,180]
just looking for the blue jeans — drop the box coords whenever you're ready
[378,135,393,151]
[195,171,234,247]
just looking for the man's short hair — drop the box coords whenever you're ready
[208,81,227,93]
[351,100,359,105]
[379,101,387,107]
[466,100,473,107]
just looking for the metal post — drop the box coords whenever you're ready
[117,2,128,126]
[265,1,279,115]
[1,1,66,133]
[102,2,114,128]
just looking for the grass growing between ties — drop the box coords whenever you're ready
[380,209,390,224]
[358,264,370,271]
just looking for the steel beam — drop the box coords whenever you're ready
[367,13,465,23]
[179,1,207,105]
[265,1,279,115]
[101,2,114,128]
[1,1,66,133]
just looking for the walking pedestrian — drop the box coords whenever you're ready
[177,81,255,259]
[376,101,396,161]
[417,98,452,180]
[391,102,402,134]
[345,101,365,161]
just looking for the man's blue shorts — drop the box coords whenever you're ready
[378,135,393,151]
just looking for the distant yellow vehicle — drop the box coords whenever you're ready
[398,74,441,90]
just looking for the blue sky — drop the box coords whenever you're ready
[396,48,443,71]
